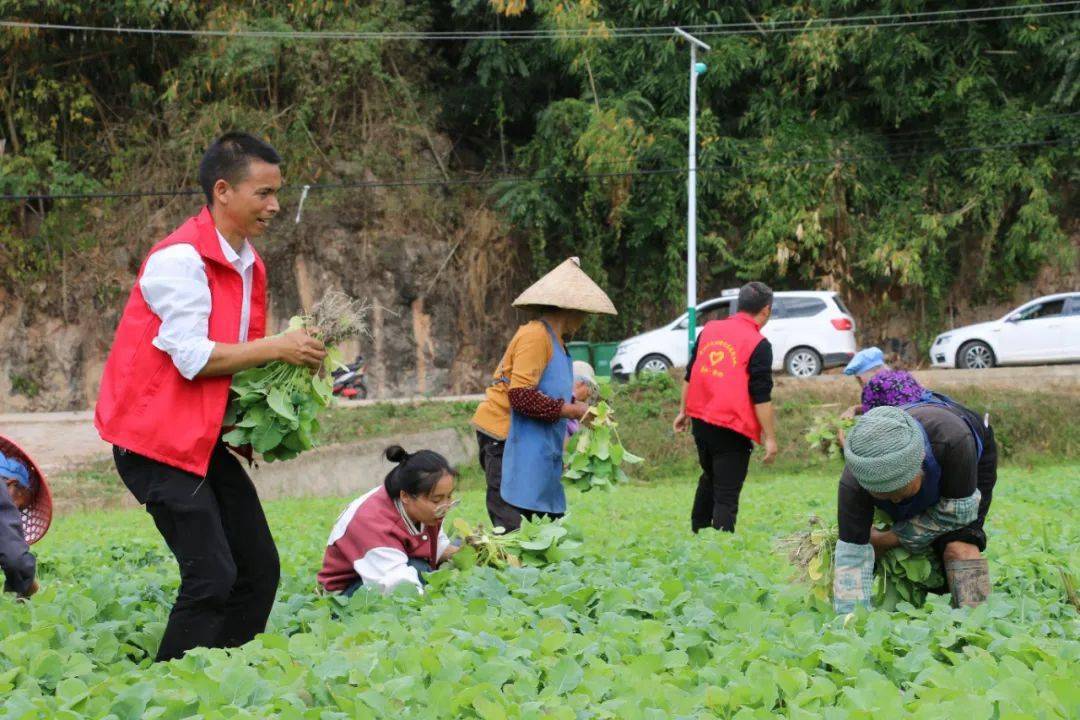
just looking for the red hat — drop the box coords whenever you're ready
[0,435,53,545]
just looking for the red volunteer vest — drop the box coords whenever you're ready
[685,313,765,443]
[94,207,268,477]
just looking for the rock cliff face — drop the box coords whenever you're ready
[259,199,518,401]
[1,197,1076,412]
[0,187,523,412]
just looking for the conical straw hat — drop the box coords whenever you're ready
[0,435,52,545]
[512,257,617,315]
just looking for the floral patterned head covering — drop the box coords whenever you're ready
[860,370,927,413]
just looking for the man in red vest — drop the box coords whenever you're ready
[674,282,778,533]
[95,133,326,661]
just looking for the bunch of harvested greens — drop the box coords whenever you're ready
[870,510,946,609]
[804,414,855,459]
[222,290,368,462]
[451,516,584,569]
[779,512,946,610]
[563,387,643,491]
[777,514,838,605]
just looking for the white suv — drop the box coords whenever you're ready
[930,292,1080,369]
[610,290,857,378]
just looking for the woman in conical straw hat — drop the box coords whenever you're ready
[471,258,616,532]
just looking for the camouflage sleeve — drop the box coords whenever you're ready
[833,540,875,614]
[892,490,981,553]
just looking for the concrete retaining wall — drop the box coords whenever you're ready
[249,427,476,501]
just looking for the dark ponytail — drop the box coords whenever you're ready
[383,445,457,498]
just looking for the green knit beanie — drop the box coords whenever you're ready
[844,406,925,493]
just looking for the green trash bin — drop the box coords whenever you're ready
[567,341,592,366]
[590,342,620,377]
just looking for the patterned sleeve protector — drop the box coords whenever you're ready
[891,490,982,553]
[507,387,564,423]
[833,540,875,614]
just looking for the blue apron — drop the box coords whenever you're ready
[873,424,942,522]
[500,321,572,514]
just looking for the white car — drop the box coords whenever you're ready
[929,292,1080,369]
[610,290,857,378]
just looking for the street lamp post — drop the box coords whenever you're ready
[674,27,710,357]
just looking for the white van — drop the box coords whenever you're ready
[610,290,857,378]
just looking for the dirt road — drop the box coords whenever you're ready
[1,365,1076,474]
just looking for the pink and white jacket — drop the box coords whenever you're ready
[318,485,450,594]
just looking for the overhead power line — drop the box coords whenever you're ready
[1,138,1073,203]
[1,2,1076,41]
[733,6,1079,38]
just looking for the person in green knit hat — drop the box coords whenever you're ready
[832,405,993,613]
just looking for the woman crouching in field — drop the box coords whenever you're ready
[318,446,460,596]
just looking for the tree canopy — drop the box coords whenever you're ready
[2,1,1077,346]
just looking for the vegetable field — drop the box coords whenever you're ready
[4,464,1078,719]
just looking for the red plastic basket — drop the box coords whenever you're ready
[0,435,53,545]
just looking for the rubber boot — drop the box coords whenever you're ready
[944,558,991,608]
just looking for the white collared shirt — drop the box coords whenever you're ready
[138,230,255,380]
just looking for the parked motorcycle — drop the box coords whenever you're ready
[331,354,368,400]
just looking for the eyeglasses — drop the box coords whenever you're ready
[432,498,460,519]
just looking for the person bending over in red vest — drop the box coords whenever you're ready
[673,281,778,533]
[95,133,326,662]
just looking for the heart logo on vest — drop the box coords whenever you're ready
[709,350,725,365]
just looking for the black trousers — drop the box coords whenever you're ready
[114,443,280,662]
[690,420,754,533]
[477,432,523,532]
[932,424,999,554]
[476,432,564,532]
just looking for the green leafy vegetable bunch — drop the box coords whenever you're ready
[451,516,584,569]
[222,290,368,462]
[563,386,643,491]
